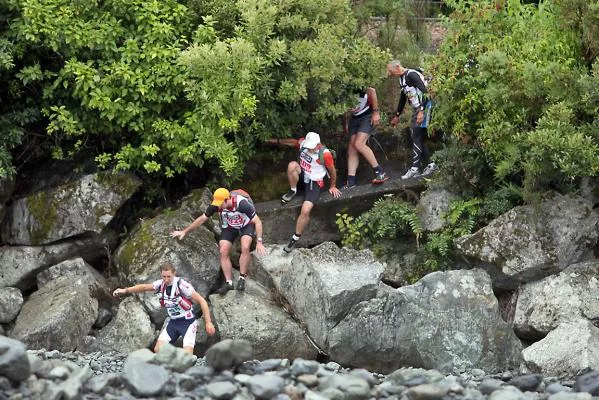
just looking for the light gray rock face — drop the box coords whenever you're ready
[37,257,112,306]
[514,260,599,340]
[279,242,385,350]
[1,171,140,245]
[329,269,523,374]
[209,282,318,360]
[179,188,214,226]
[114,210,220,324]
[418,188,460,232]
[580,177,599,208]
[522,320,599,379]
[0,234,116,290]
[92,297,154,354]
[0,287,23,323]
[455,194,599,289]
[0,335,30,382]
[249,245,295,291]
[12,276,98,352]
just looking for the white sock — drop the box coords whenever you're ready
[226,280,232,285]
[290,188,297,192]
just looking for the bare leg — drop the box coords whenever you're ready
[295,201,315,235]
[219,240,234,281]
[354,131,378,168]
[347,134,360,177]
[238,235,253,276]
[287,161,301,188]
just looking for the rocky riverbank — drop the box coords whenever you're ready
[3,335,599,400]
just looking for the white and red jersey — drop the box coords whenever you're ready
[297,139,334,184]
[219,193,255,229]
[152,277,195,320]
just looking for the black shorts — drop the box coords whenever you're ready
[298,172,322,204]
[220,224,256,243]
[349,113,375,135]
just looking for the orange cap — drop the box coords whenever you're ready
[211,188,230,206]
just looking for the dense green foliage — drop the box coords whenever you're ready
[336,198,423,250]
[431,0,599,196]
[0,0,388,180]
[336,195,481,282]
[338,0,598,281]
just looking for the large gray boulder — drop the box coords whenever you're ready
[92,297,155,354]
[249,245,296,291]
[0,233,116,290]
[514,260,599,340]
[329,269,523,374]
[522,320,599,379]
[418,188,460,232]
[114,211,220,324]
[12,276,98,352]
[1,171,140,245]
[208,280,318,360]
[37,258,112,307]
[0,287,23,324]
[279,242,385,350]
[455,194,599,289]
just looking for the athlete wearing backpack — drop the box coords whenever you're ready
[387,60,439,179]
[343,86,388,188]
[171,188,267,294]
[267,131,342,252]
[112,262,215,354]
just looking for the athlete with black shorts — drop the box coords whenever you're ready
[268,131,342,252]
[171,188,266,294]
[344,86,388,187]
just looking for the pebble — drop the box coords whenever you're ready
[2,342,599,400]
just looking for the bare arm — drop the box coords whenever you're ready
[250,215,267,255]
[171,214,209,239]
[113,283,154,297]
[191,291,216,335]
[367,87,380,126]
[327,164,341,198]
[266,138,299,147]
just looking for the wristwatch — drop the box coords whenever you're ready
[257,237,263,242]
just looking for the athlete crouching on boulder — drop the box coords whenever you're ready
[113,262,216,354]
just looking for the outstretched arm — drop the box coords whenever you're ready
[191,291,215,336]
[113,283,154,297]
[266,138,299,147]
[171,214,209,240]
